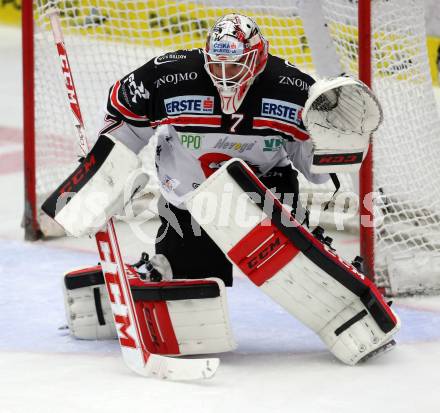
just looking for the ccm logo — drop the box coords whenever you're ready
[59,155,96,194]
[98,238,137,349]
[314,152,363,165]
[57,43,82,124]
[247,236,282,269]
[58,50,78,105]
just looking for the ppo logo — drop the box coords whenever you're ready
[97,234,137,349]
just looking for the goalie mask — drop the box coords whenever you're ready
[204,14,269,114]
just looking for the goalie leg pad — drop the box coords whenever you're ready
[42,134,146,237]
[63,265,236,355]
[185,159,400,365]
[130,277,237,356]
[63,266,118,340]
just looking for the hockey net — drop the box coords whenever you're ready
[24,0,440,295]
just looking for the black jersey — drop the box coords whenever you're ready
[103,49,328,206]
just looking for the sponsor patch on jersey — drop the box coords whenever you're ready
[122,73,150,104]
[154,72,198,88]
[278,76,310,91]
[214,137,255,153]
[261,98,302,125]
[263,138,285,152]
[154,53,187,65]
[179,133,204,150]
[164,95,215,115]
[162,175,180,192]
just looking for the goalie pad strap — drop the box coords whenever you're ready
[131,280,220,302]
[64,266,107,326]
[226,161,397,333]
[323,173,340,212]
[93,287,106,326]
[334,309,368,336]
[64,266,105,289]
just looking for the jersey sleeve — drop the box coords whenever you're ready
[286,139,330,184]
[101,60,156,153]
[267,58,316,143]
[107,60,154,126]
[278,63,328,183]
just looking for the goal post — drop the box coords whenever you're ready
[358,0,374,281]
[23,0,440,295]
[23,0,39,241]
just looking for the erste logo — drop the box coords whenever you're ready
[164,95,215,115]
[261,98,302,125]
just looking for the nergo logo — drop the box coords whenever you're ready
[214,137,255,153]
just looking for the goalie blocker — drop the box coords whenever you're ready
[185,159,400,365]
[63,263,236,356]
[42,134,147,237]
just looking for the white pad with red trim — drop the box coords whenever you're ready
[130,277,236,356]
[185,158,400,365]
[63,265,236,355]
[63,266,117,340]
[42,134,146,237]
[302,76,382,173]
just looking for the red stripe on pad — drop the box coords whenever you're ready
[136,300,180,355]
[228,218,300,286]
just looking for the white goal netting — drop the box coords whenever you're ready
[321,0,440,294]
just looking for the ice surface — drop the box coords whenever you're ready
[1,25,440,413]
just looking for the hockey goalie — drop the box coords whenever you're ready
[43,13,399,366]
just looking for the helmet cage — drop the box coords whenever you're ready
[203,14,269,113]
[204,48,258,92]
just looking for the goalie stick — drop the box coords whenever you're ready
[46,8,218,380]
